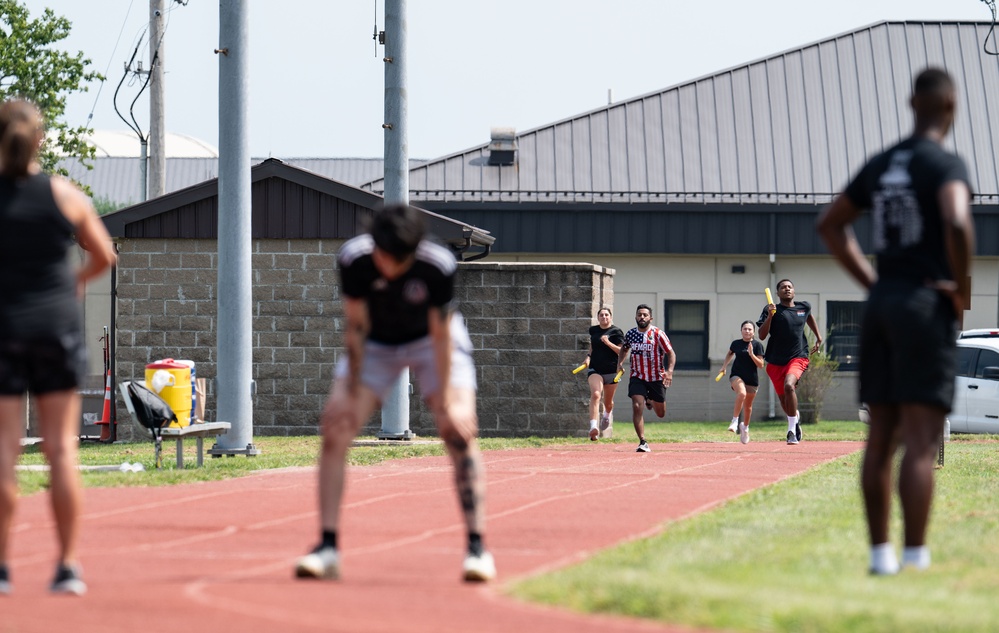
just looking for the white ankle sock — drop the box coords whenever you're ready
[902,546,930,570]
[589,419,598,430]
[787,415,797,433]
[870,542,899,575]
[732,417,739,425]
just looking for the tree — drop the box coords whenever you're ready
[0,0,102,175]
[797,330,840,424]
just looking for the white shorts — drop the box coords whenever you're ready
[334,312,477,401]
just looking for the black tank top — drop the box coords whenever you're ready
[0,172,81,337]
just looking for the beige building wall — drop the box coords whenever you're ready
[79,247,999,431]
[81,266,113,380]
[486,252,999,425]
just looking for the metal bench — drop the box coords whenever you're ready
[119,381,230,469]
[159,422,232,468]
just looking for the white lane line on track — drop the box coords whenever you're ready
[176,446,854,631]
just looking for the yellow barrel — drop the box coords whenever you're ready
[145,359,192,428]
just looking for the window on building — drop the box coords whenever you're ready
[662,300,709,370]
[826,301,864,371]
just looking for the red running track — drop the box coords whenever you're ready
[3,440,862,633]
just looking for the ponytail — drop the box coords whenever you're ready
[0,100,43,178]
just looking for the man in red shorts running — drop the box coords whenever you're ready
[757,279,822,445]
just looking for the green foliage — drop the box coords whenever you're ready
[92,195,127,216]
[798,330,840,424]
[0,0,102,174]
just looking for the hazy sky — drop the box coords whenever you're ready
[37,0,995,159]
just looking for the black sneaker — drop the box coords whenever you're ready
[795,422,802,442]
[786,431,799,445]
[50,563,86,596]
[0,564,10,596]
[636,441,651,453]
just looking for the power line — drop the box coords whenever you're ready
[82,0,137,130]
[982,0,999,56]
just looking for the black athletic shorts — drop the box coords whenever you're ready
[0,333,87,395]
[628,376,666,403]
[859,280,957,411]
[586,369,618,385]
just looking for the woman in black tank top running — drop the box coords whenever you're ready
[718,321,764,444]
[581,307,625,440]
[0,99,116,596]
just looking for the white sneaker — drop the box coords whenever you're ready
[50,564,86,596]
[902,547,931,570]
[869,543,899,576]
[727,420,739,433]
[599,416,613,438]
[589,425,599,441]
[295,545,340,580]
[739,423,750,445]
[463,551,496,582]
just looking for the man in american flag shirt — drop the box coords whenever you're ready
[617,304,676,452]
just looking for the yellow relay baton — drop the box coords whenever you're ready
[572,362,588,375]
[715,369,725,382]
[614,368,624,383]
[765,287,776,314]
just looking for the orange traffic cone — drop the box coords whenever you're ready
[97,370,113,441]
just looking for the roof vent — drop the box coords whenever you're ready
[487,127,517,166]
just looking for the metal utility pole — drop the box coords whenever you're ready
[377,0,414,440]
[139,139,148,201]
[210,0,258,457]
[148,0,166,198]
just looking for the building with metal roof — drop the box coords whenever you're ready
[77,20,999,423]
[102,158,493,255]
[61,156,425,208]
[82,129,221,158]
[362,21,999,256]
[359,21,999,421]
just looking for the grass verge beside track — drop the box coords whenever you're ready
[509,432,999,633]
[16,420,863,494]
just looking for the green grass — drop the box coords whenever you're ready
[14,433,566,495]
[15,420,865,496]
[509,430,999,633]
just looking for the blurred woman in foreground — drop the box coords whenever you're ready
[0,99,116,595]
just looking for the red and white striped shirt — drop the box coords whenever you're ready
[623,326,673,382]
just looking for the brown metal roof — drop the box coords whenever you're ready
[101,158,493,252]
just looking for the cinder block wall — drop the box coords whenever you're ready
[113,239,612,439]
[458,262,614,437]
[114,238,342,440]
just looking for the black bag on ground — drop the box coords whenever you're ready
[127,382,178,435]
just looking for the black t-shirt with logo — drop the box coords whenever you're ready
[588,324,625,374]
[338,234,456,345]
[844,136,970,284]
[757,301,812,365]
[729,338,765,386]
